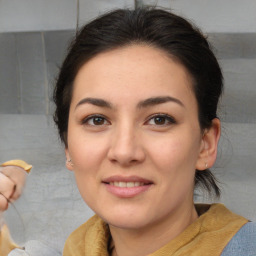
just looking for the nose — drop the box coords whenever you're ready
[107,124,146,166]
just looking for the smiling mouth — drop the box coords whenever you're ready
[103,176,153,198]
[109,181,148,187]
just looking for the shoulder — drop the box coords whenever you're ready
[63,215,109,256]
[221,222,256,256]
[63,215,99,255]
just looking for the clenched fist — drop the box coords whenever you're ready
[0,166,27,211]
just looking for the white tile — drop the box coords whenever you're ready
[0,0,77,32]
[79,0,134,26]
[168,0,256,33]
[219,59,256,123]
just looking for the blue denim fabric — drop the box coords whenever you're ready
[221,222,256,256]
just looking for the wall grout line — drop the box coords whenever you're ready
[15,34,23,114]
[41,31,49,115]
[135,0,144,9]
[76,0,80,32]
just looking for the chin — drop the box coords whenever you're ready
[107,217,150,230]
[96,207,153,230]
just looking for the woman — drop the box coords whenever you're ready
[52,6,256,256]
[4,7,255,256]
[52,7,255,256]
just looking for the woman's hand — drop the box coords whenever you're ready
[0,166,27,211]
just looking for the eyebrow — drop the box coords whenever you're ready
[137,96,184,108]
[75,97,113,109]
[75,96,184,110]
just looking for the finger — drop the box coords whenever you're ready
[10,185,22,201]
[0,193,9,211]
[0,166,27,200]
[0,172,16,198]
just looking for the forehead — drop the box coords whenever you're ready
[72,45,196,107]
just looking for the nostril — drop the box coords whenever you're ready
[107,134,146,166]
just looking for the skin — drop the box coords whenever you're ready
[0,166,27,211]
[65,45,220,256]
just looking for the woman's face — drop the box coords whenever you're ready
[66,45,207,230]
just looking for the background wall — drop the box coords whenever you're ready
[0,0,255,253]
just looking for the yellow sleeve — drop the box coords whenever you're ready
[0,224,22,254]
[1,160,32,174]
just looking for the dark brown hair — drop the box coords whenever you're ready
[54,8,223,197]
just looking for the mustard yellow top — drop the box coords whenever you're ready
[1,160,32,174]
[63,204,248,256]
[0,224,22,256]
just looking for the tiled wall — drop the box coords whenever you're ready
[1,0,256,33]
[0,0,256,253]
[1,31,256,123]
[0,31,74,114]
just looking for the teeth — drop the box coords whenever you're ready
[127,182,134,187]
[109,182,144,187]
[119,182,126,188]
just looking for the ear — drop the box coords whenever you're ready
[196,118,221,170]
[65,148,74,171]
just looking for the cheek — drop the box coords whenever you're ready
[68,128,108,169]
[147,136,197,213]
[148,131,200,177]
[68,135,107,205]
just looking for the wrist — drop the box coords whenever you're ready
[1,160,32,174]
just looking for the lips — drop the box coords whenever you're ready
[102,175,153,198]
[109,181,145,187]
[103,175,153,184]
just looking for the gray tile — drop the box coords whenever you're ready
[216,122,256,176]
[215,122,256,221]
[0,33,20,113]
[165,0,256,33]
[44,30,75,100]
[46,62,59,102]
[218,58,256,123]
[79,0,134,26]
[16,32,47,114]
[209,33,256,59]
[44,31,75,65]
[21,97,46,114]
[0,0,77,32]
[136,0,171,8]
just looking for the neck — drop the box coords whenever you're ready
[110,202,198,256]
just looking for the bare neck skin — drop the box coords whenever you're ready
[110,201,198,256]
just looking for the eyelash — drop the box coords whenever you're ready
[146,114,176,126]
[81,113,176,127]
[81,114,110,126]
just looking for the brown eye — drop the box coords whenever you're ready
[154,116,166,125]
[92,117,105,125]
[147,114,176,126]
[82,115,110,126]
